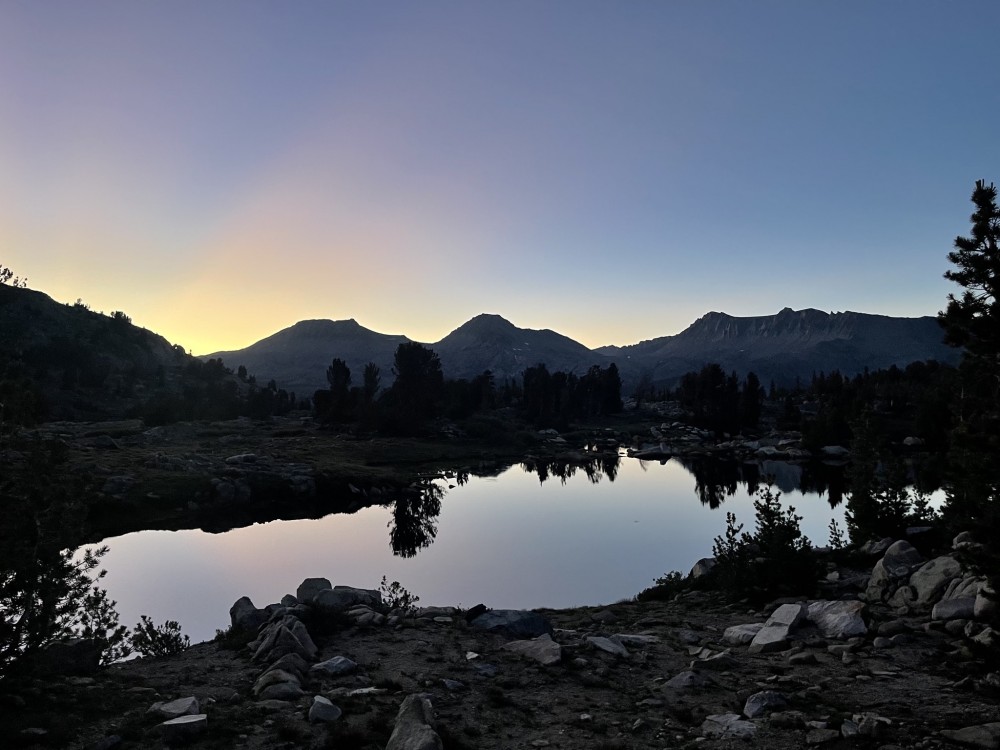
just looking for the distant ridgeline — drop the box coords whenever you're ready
[205,308,959,396]
[0,281,959,429]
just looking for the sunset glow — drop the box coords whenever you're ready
[2,2,998,353]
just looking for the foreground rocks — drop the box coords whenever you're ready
[5,555,999,750]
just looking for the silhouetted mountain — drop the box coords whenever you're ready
[205,319,411,397]
[431,314,607,382]
[599,308,958,387]
[206,307,957,399]
[0,284,189,420]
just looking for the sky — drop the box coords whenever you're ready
[1,1,998,355]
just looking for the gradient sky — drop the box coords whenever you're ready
[2,1,998,355]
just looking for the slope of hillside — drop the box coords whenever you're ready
[206,319,411,398]
[0,284,188,420]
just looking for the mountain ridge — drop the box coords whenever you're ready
[204,308,958,395]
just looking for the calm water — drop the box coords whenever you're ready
[92,455,855,644]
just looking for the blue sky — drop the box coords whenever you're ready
[1,1,997,353]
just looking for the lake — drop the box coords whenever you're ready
[91,453,858,644]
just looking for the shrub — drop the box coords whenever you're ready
[710,486,818,604]
[130,615,190,657]
[636,570,686,602]
[379,576,420,612]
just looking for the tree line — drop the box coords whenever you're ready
[312,342,623,434]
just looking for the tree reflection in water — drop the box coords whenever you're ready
[520,451,621,486]
[388,482,444,558]
[678,457,850,509]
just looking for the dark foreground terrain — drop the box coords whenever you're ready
[4,567,999,750]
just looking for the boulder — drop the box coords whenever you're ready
[664,670,708,690]
[502,634,562,666]
[470,610,553,638]
[263,652,311,681]
[159,714,208,743]
[748,624,791,654]
[386,694,444,750]
[976,586,998,620]
[314,586,381,614]
[748,603,803,653]
[866,540,924,602]
[230,596,268,633]
[311,656,358,677]
[806,600,867,639]
[308,696,343,723]
[689,558,717,578]
[723,623,764,646]
[253,620,318,663]
[859,537,894,557]
[940,722,1000,749]
[743,690,788,719]
[296,577,332,604]
[147,696,199,720]
[253,669,301,696]
[768,603,806,628]
[910,556,961,606]
[953,531,978,549]
[932,597,977,621]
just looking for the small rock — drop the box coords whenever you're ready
[587,636,629,657]
[159,714,208,743]
[503,634,562,666]
[148,696,199,720]
[664,670,708,690]
[701,713,757,739]
[311,656,359,677]
[743,690,787,719]
[805,728,841,744]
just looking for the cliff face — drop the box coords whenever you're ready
[599,308,957,386]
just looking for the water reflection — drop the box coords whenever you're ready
[388,483,444,558]
[520,451,621,486]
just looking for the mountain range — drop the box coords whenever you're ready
[205,308,959,396]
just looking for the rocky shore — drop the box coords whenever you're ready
[5,531,1000,750]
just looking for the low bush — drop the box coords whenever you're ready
[710,486,818,604]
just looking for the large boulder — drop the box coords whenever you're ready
[296,577,333,604]
[909,556,962,606]
[230,596,268,633]
[314,586,381,615]
[866,540,924,603]
[939,723,1000,749]
[806,600,867,639]
[252,619,318,663]
[469,610,553,638]
[748,603,803,654]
